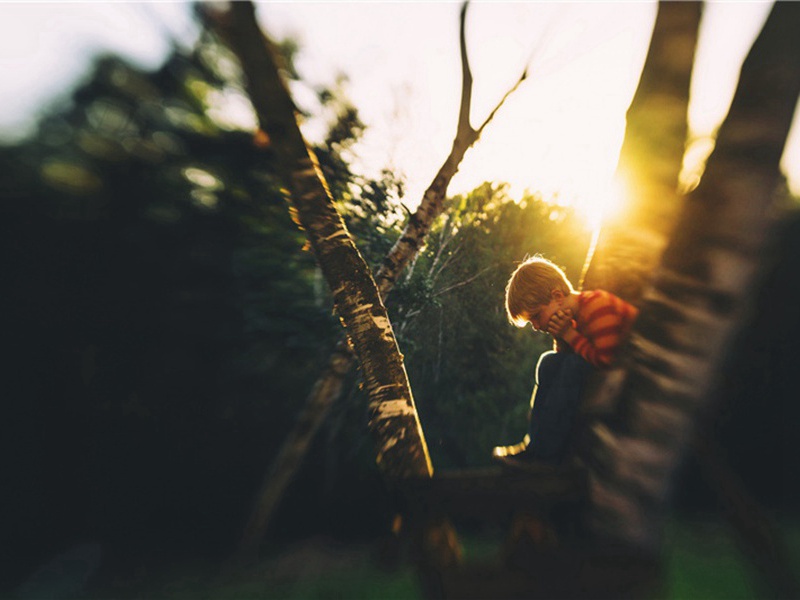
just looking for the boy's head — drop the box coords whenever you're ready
[505,256,574,328]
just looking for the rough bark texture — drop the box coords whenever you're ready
[235,0,527,549]
[581,2,800,561]
[582,2,701,303]
[217,1,434,559]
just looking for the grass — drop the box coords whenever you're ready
[145,566,420,600]
[664,516,800,600]
[664,519,761,599]
[84,518,800,599]
[87,538,423,600]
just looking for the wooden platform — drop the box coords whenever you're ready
[401,464,587,520]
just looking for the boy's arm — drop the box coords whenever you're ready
[561,327,616,367]
[555,294,628,368]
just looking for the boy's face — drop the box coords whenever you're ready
[526,298,561,332]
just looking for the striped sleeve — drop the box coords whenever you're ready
[563,290,637,368]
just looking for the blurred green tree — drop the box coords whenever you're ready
[0,23,405,585]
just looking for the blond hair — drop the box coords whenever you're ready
[505,256,574,327]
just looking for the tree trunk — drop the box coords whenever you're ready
[230,1,528,553]
[582,2,701,303]
[580,4,799,595]
[214,1,434,560]
[582,2,800,572]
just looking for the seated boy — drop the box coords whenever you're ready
[493,256,638,465]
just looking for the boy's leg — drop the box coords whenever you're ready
[528,352,592,463]
[525,350,557,449]
[492,351,559,460]
[492,352,558,460]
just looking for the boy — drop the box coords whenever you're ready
[493,256,638,465]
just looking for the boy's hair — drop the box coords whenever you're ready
[505,256,574,327]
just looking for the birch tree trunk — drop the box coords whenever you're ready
[582,2,700,303]
[587,4,799,595]
[213,1,434,560]
[230,1,528,554]
[582,3,800,578]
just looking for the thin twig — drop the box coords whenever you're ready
[428,215,455,279]
[433,265,492,297]
[476,67,528,137]
[432,244,463,285]
[435,305,444,384]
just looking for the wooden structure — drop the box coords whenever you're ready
[395,410,657,599]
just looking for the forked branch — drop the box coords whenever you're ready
[455,2,529,147]
[375,1,529,294]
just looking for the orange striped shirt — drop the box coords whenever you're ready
[558,289,638,368]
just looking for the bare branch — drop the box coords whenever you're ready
[428,215,455,279]
[456,1,476,139]
[431,244,463,286]
[374,0,528,294]
[476,66,529,137]
[433,265,492,297]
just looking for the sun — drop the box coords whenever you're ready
[533,172,630,236]
[572,176,630,231]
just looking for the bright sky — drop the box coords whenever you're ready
[264,1,658,219]
[1,1,797,221]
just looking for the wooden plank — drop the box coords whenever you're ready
[402,465,587,520]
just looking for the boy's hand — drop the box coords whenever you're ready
[546,308,573,337]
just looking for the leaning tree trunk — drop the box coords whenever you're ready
[581,5,800,595]
[581,6,800,592]
[213,1,434,561]
[230,1,528,555]
[582,2,700,303]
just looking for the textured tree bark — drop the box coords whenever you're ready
[585,4,800,595]
[230,0,528,553]
[582,2,700,303]
[215,1,434,560]
[582,2,800,572]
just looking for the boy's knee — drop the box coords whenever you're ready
[535,351,560,384]
[536,351,592,385]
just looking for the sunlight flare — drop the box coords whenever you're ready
[574,176,629,231]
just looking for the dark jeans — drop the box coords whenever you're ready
[527,351,593,463]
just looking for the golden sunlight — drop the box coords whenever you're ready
[256,2,800,214]
[575,177,630,231]
[455,4,650,221]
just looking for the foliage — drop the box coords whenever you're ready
[0,28,402,588]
